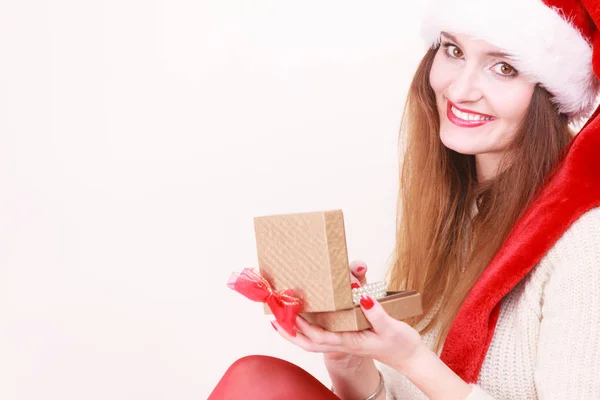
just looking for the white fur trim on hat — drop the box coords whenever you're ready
[420,0,600,122]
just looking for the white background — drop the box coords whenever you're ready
[0,1,427,398]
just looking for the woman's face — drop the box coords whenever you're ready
[429,32,536,177]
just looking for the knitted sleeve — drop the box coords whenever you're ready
[465,385,495,399]
[532,207,600,398]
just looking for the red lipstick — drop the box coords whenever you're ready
[446,101,495,128]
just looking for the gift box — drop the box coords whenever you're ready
[253,209,423,331]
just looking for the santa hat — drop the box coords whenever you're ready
[420,0,600,123]
[428,1,600,383]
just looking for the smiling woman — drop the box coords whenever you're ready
[208,1,600,399]
[430,32,538,181]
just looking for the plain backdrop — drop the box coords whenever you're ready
[0,1,428,399]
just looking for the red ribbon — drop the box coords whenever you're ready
[227,268,303,336]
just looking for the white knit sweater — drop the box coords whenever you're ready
[378,206,600,399]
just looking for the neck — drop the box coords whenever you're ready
[475,153,503,183]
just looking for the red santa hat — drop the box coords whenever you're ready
[420,0,600,123]
[430,0,600,383]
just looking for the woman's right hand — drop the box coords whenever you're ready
[322,259,370,371]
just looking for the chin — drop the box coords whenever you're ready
[439,131,478,155]
[444,144,478,155]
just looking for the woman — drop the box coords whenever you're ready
[209,0,600,398]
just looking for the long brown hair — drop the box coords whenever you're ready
[387,45,574,351]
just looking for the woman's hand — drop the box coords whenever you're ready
[270,260,472,400]
[270,260,425,374]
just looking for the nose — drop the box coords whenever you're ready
[447,65,483,104]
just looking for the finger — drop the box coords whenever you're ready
[271,320,339,353]
[296,316,379,358]
[349,260,368,285]
[338,327,376,356]
[358,295,393,334]
[295,316,343,347]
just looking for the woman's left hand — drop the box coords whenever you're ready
[271,294,425,374]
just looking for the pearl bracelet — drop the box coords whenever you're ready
[351,281,388,305]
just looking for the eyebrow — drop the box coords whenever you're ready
[440,31,514,59]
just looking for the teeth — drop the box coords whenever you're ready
[451,106,492,121]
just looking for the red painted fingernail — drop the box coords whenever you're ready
[270,321,278,331]
[351,282,361,289]
[360,294,374,310]
[356,266,366,273]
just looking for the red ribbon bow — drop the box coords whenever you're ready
[227,268,303,336]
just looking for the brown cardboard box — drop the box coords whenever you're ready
[302,291,422,331]
[254,209,423,331]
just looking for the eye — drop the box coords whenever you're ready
[493,62,518,77]
[442,42,464,59]
[449,45,463,58]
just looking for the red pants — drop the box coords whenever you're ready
[208,355,341,400]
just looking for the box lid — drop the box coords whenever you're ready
[254,209,353,312]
